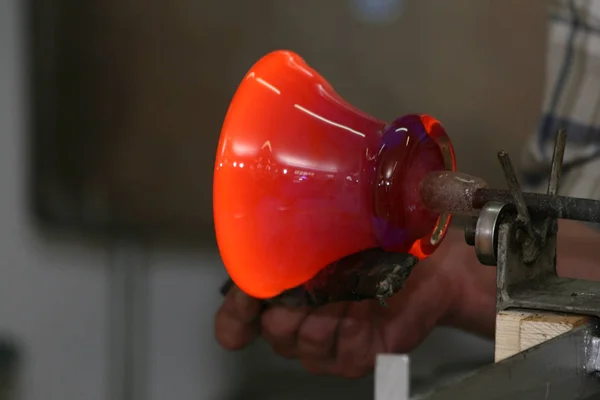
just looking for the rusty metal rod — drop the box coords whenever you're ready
[538,129,568,239]
[472,188,600,223]
[497,150,535,236]
[547,128,567,196]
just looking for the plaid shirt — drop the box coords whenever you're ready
[522,0,600,203]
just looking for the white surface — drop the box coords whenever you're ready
[0,1,233,399]
[0,1,108,398]
[375,354,409,400]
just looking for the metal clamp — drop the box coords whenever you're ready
[472,201,508,266]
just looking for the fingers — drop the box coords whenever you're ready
[214,286,262,350]
[296,302,348,359]
[215,258,455,380]
[302,301,375,378]
[261,302,348,362]
[262,301,376,379]
[333,301,377,378]
[261,305,309,358]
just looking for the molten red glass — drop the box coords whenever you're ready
[213,50,456,299]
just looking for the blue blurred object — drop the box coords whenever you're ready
[349,0,405,23]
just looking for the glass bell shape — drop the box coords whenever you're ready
[213,50,456,299]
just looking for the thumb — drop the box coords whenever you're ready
[215,286,262,350]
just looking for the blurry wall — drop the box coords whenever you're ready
[226,0,547,188]
[1,0,546,399]
[31,0,547,235]
[0,1,108,398]
[1,0,236,398]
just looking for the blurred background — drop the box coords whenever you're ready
[0,0,547,399]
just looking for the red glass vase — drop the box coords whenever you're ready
[213,50,456,299]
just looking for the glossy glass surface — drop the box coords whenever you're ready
[213,50,456,299]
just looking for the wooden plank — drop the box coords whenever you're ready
[495,309,591,362]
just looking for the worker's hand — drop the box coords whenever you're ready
[214,229,495,378]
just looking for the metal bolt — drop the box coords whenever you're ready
[464,217,477,246]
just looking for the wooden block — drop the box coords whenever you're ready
[375,354,409,400]
[495,309,591,362]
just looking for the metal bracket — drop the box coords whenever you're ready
[412,127,600,398]
[465,128,600,316]
[373,129,600,398]
[496,217,600,317]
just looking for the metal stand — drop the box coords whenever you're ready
[374,129,600,399]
